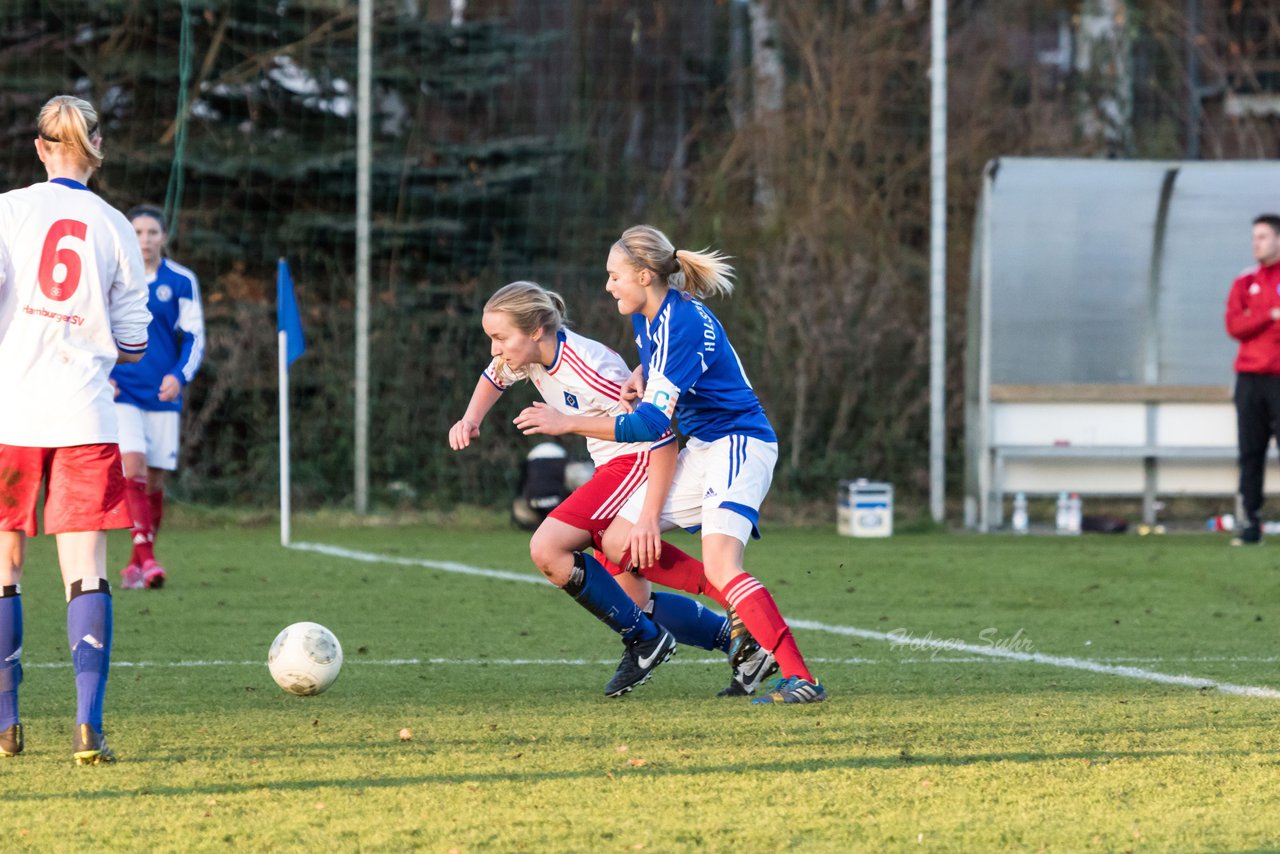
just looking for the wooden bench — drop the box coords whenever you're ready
[984,384,1236,528]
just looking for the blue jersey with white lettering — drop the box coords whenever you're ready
[632,289,776,443]
[110,257,205,412]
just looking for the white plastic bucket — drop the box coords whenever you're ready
[838,479,893,538]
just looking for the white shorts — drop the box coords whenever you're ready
[115,404,181,471]
[618,435,778,545]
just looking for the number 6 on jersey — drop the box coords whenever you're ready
[38,218,87,301]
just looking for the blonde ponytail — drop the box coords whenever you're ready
[615,224,735,299]
[37,95,103,170]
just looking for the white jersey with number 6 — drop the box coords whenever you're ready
[0,180,151,447]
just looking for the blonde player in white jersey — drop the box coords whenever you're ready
[0,95,151,763]
[449,281,775,697]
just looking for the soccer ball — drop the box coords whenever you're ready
[268,622,343,696]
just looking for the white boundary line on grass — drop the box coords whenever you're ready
[14,656,935,670]
[22,656,899,670]
[18,655,1280,670]
[289,541,1280,700]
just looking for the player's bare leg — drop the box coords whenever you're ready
[528,517,591,587]
[0,532,25,588]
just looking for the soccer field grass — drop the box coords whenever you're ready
[3,521,1278,851]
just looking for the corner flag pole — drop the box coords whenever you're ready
[278,326,291,546]
[277,258,306,547]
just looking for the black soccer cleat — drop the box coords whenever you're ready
[725,605,752,669]
[73,723,116,765]
[604,628,676,697]
[0,722,23,758]
[718,643,780,697]
[718,606,779,696]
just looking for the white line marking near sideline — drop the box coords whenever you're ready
[292,541,543,585]
[784,620,1280,698]
[288,541,1280,700]
[17,656,862,669]
[16,655,1280,670]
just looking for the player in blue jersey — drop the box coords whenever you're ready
[452,282,777,696]
[110,206,205,590]
[514,225,824,704]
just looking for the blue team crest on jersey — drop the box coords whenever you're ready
[155,285,174,302]
[563,391,579,409]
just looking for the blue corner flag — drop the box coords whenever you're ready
[277,258,306,366]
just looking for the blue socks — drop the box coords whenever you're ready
[560,554,730,650]
[564,552,658,642]
[648,592,730,652]
[0,579,114,733]
[67,578,112,731]
[0,586,22,730]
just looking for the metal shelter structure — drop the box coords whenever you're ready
[965,157,1280,531]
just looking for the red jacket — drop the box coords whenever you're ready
[1226,260,1280,374]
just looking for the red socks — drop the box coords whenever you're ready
[123,478,156,566]
[721,573,812,682]
[593,532,729,609]
[639,546,729,609]
[149,489,164,535]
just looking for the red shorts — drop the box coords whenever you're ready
[549,452,649,560]
[0,443,130,536]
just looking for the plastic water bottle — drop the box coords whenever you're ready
[1011,492,1028,534]
[1055,491,1069,535]
[1067,493,1083,535]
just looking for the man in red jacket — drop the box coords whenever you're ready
[1225,213,1280,545]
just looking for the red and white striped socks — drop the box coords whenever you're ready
[721,572,813,682]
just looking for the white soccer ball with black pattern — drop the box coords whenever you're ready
[268,622,343,696]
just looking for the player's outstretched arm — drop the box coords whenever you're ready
[450,375,504,450]
[513,402,617,441]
